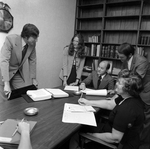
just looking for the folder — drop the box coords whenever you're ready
[0,119,37,144]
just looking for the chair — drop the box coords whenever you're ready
[80,133,118,149]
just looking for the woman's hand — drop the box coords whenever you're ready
[78,98,89,105]
[17,121,30,134]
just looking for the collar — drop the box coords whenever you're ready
[127,56,133,70]
[99,73,106,80]
[22,38,26,47]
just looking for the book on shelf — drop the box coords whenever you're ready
[96,44,101,57]
[0,119,37,144]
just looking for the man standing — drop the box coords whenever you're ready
[117,42,150,149]
[0,23,39,102]
[80,61,114,90]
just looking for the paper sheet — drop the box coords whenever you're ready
[81,88,107,96]
[62,103,97,127]
[64,86,79,92]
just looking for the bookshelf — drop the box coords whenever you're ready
[75,0,150,79]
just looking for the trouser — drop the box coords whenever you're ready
[139,104,150,149]
[0,72,25,102]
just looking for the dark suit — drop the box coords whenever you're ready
[0,34,36,102]
[82,71,114,90]
[122,54,150,145]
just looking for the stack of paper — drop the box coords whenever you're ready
[62,103,97,127]
[45,88,69,98]
[82,89,107,96]
[27,89,52,101]
[64,85,79,92]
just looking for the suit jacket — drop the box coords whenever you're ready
[82,71,114,90]
[122,54,150,105]
[59,46,85,81]
[0,34,36,85]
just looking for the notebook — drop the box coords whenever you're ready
[45,88,69,98]
[0,119,37,144]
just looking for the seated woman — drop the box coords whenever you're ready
[70,75,145,149]
[59,34,86,86]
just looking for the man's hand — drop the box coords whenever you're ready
[32,79,38,88]
[79,83,86,90]
[4,81,11,99]
[78,98,89,105]
[18,121,30,135]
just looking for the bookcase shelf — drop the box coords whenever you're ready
[75,0,150,79]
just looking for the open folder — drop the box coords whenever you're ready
[0,119,37,144]
[62,103,97,127]
[27,88,69,101]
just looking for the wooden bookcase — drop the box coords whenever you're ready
[75,0,150,79]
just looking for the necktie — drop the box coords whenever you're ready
[22,44,28,61]
[97,76,101,89]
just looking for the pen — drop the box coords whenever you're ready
[12,118,24,137]
[80,92,83,99]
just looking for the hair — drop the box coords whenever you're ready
[118,43,135,57]
[121,74,143,97]
[68,34,86,59]
[118,69,130,78]
[21,23,39,39]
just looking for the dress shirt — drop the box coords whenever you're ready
[127,56,133,70]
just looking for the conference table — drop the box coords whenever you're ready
[0,88,103,149]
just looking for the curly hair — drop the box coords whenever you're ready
[122,74,143,97]
[118,69,130,78]
[68,34,86,59]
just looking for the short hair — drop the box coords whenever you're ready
[21,23,39,39]
[118,69,130,78]
[106,62,110,70]
[122,75,143,97]
[118,43,135,57]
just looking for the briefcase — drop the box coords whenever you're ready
[9,85,37,100]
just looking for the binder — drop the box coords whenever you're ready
[0,119,37,144]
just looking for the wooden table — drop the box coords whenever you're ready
[0,92,82,149]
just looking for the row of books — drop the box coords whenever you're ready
[104,32,137,45]
[88,35,101,43]
[135,47,148,57]
[139,36,150,45]
[81,8,103,18]
[79,21,102,30]
[106,5,140,16]
[86,44,101,57]
[141,20,150,30]
[105,19,138,30]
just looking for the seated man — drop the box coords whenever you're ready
[80,61,114,90]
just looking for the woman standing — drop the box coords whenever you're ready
[59,34,86,86]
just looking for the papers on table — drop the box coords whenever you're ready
[62,103,97,127]
[27,88,69,101]
[27,89,52,101]
[64,85,79,92]
[81,88,107,96]
[45,88,69,98]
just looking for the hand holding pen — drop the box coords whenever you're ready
[12,118,25,137]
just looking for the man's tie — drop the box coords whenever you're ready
[22,44,28,61]
[97,76,101,89]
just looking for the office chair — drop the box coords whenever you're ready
[80,132,118,149]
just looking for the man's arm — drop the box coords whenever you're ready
[17,122,32,149]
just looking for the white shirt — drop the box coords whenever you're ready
[22,38,26,51]
[127,56,133,70]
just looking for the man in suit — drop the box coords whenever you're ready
[0,23,39,102]
[117,42,150,149]
[80,61,114,90]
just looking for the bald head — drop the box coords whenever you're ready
[97,61,110,76]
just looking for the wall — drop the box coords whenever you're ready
[0,0,76,88]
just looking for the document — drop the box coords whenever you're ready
[27,89,52,101]
[0,119,37,144]
[82,88,107,96]
[45,88,69,98]
[64,85,79,92]
[62,103,97,127]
